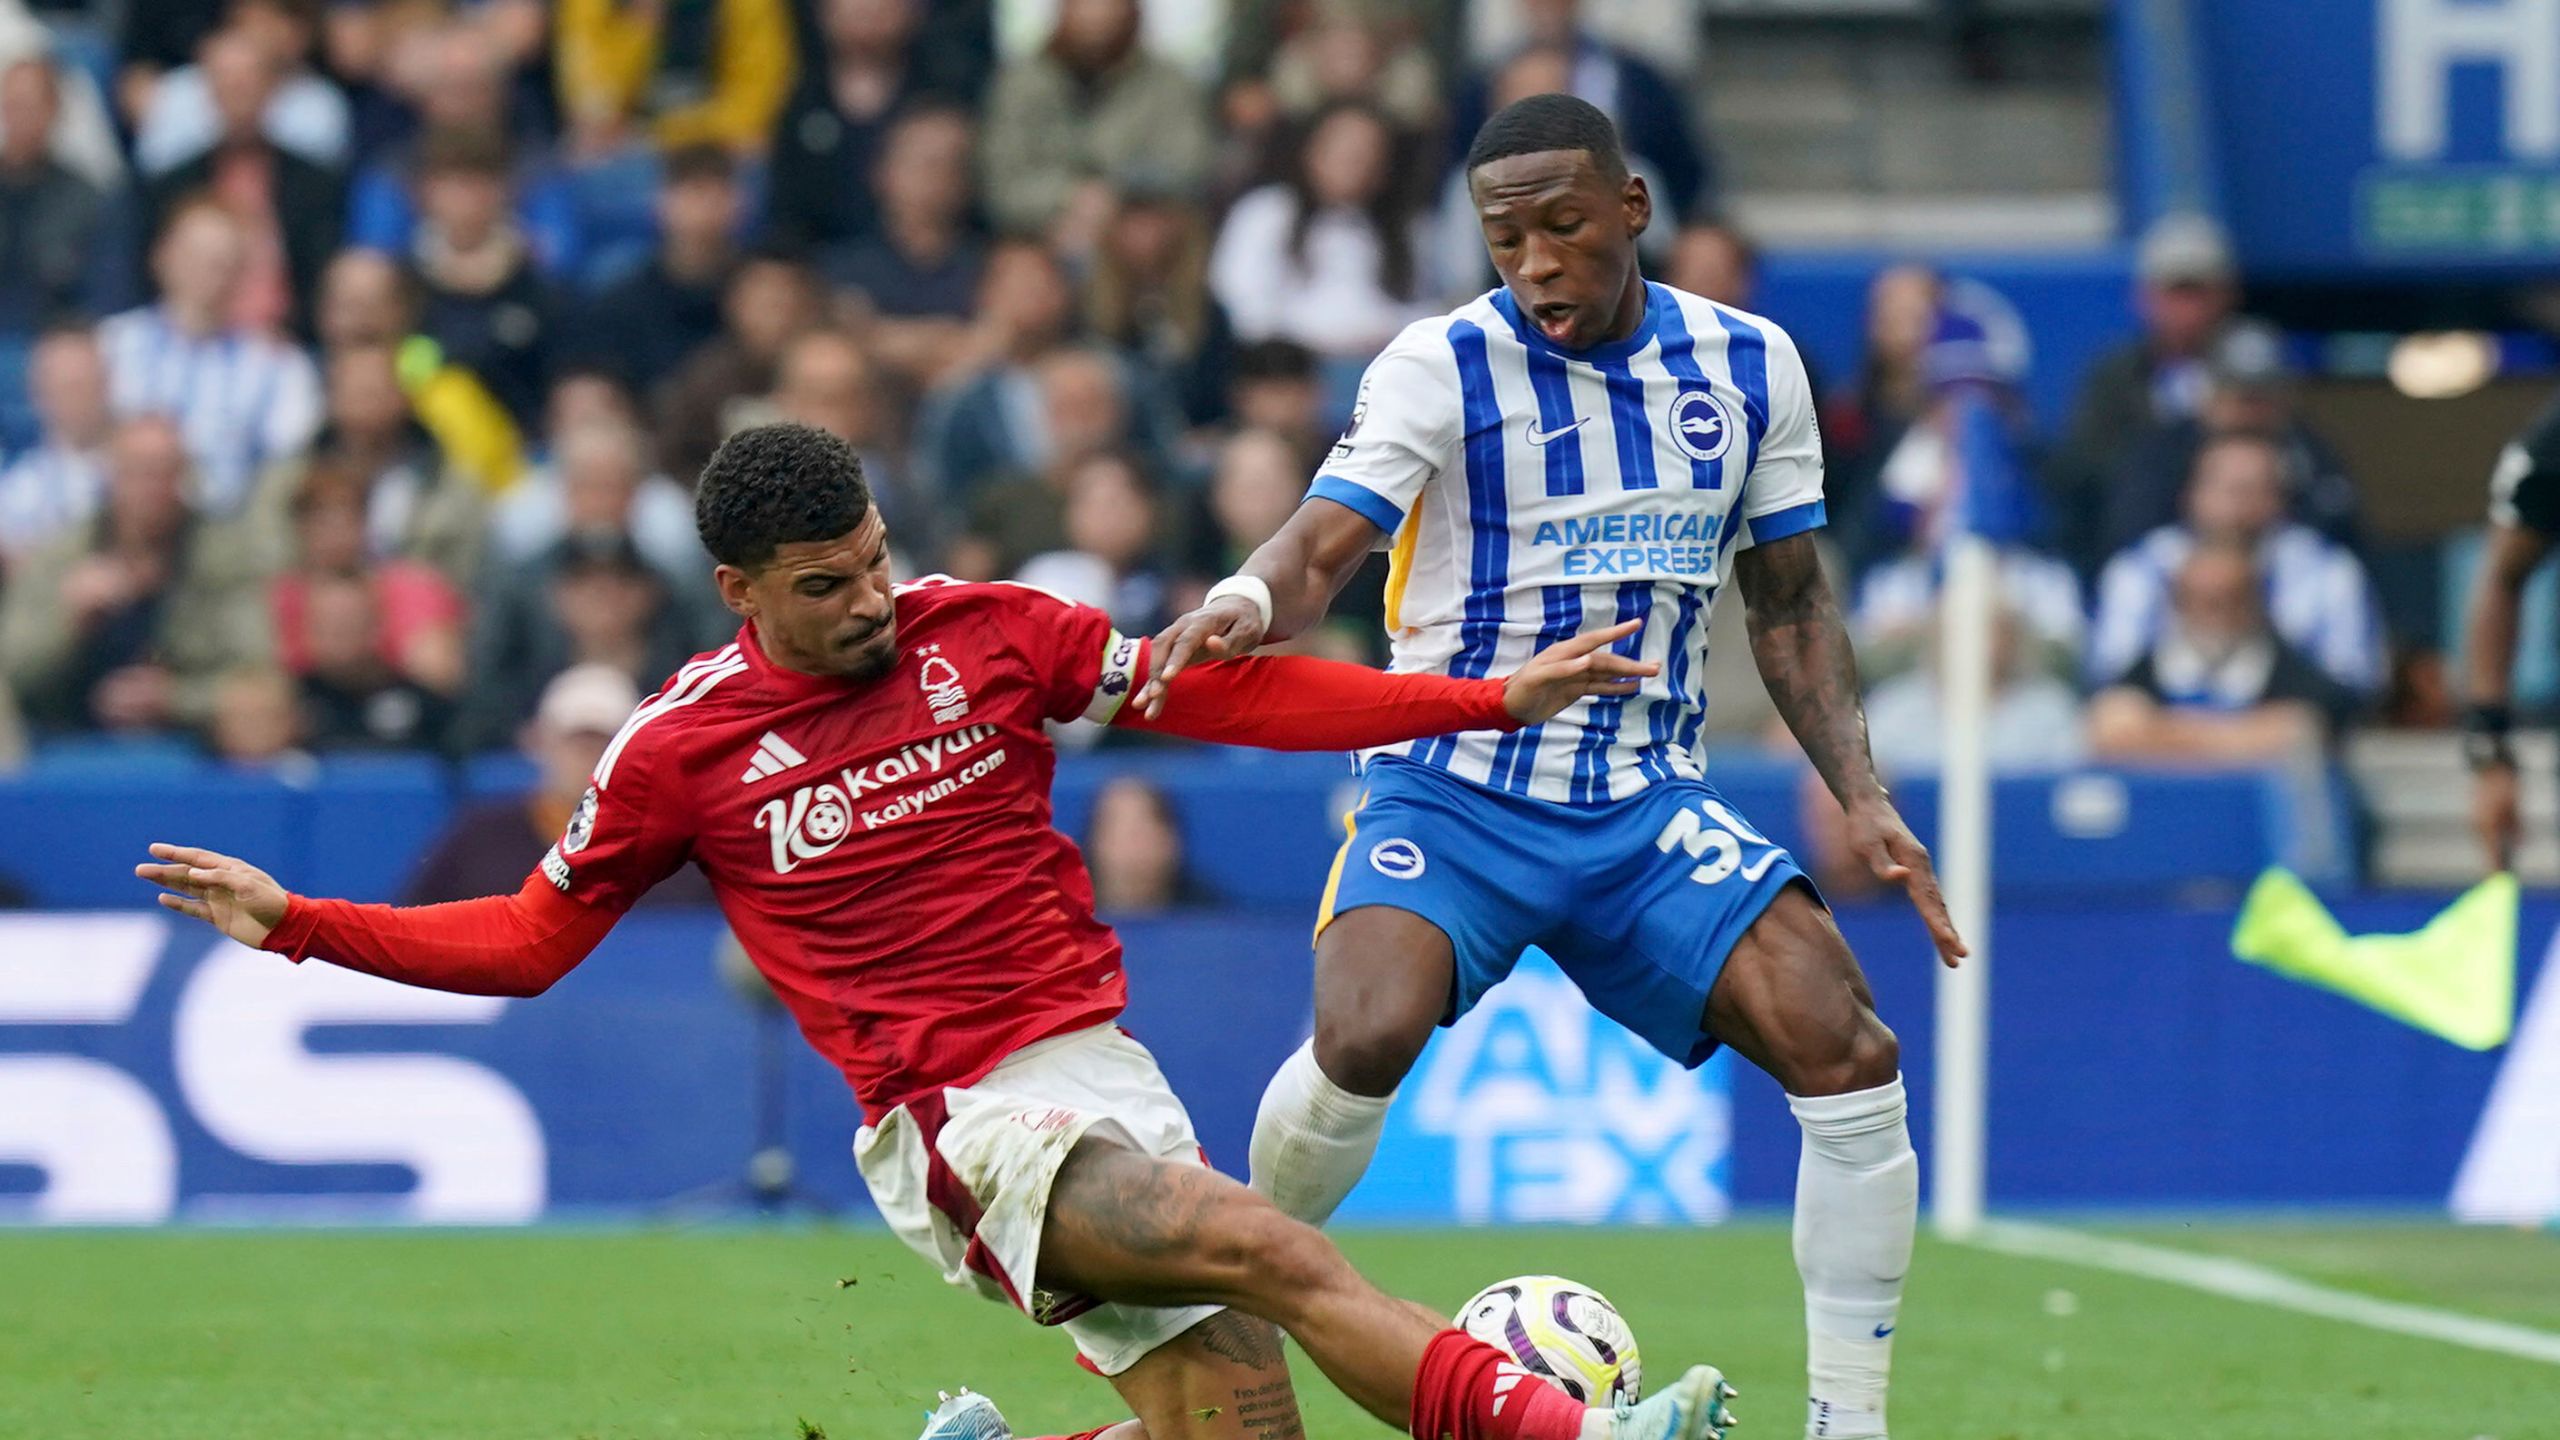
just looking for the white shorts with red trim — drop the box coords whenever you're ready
[853,1023,1226,1377]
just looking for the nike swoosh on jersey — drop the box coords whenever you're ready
[1740,850,1782,883]
[1526,416,1590,445]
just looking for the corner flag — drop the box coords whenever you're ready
[2230,868,2517,1051]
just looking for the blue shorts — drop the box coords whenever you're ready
[1315,757,1810,1068]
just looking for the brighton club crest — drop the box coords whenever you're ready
[1668,388,1738,464]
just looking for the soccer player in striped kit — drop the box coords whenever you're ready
[1148,96,1969,1440]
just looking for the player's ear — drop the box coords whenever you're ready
[713,563,757,619]
[1622,173,1652,241]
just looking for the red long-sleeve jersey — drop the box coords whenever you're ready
[263,578,1516,1121]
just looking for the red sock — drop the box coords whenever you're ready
[1409,1329,1589,1440]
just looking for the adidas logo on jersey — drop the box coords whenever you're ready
[738,730,809,784]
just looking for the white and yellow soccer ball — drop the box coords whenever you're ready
[1456,1275,1642,1407]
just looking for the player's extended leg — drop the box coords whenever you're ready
[1246,905,1452,1223]
[1706,885,1914,1440]
[1042,1134,1737,1440]
[1095,1310,1304,1440]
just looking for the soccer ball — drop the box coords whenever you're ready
[1455,1275,1642,1406]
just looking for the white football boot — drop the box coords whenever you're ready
[1608,1365,1739,1440]
[916,1388,1013,1440]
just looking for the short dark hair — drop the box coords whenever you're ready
[1463,93,1628,182]
[662,141,737,186]
[694,423,874,571]
[416,123,511,178]
[1232,338,1317,384]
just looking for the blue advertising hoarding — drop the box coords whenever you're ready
[2186,0,2560,273]
[4,898,2553,1226]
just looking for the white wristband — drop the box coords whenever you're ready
[1204,575,1274,631]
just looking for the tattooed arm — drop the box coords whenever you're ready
[1735,533,1968,964]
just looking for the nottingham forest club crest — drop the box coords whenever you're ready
[917,644,971,723]
[1668,388,1738,464]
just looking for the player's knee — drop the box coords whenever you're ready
[1310,999,1435,1097]
[1790,1011,1899,1097]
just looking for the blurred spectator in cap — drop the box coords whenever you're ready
[1448,0,1711,222]
[344,21,581,281]
[0,58,121,336]
[269,459,466,700]
[405,125,562,428]
[139,25,347,335]
[1084,774,1213,913]
[1087,175,1234,430]
[136,0,351,175]
[768,0,992,250]
[1848,295,2084,687]
[654,250,822,485]
[1212,100,1433,362]
[2090,430,2383,699]
[0,415,273,735]
[244,342,485,588]
[1015,449,1174,633]
[980,0,1213,243]
[2050,213,2247,571]
[100,198,324,517]
[292,569,456,750]
[491,372,702,582]
[554,0,797,162]
[2089,536,2359,762]
[823,103,989,387]
[0,327,113,565]
[575,143,741,393]
[2097,318,2362,566]
[461,525,704,750]
[404,662,715,904]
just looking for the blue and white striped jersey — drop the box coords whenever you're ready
[98,305,322,518]
[1308,282,1825,805]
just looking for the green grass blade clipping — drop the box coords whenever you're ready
[2230,869,2517,1050]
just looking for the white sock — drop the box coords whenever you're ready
[1246,1039,1393,1225]
[1789,1075,1916,1440]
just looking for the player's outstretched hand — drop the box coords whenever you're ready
[1501,618,1660,723]
[1843,799,1968,965]
[1139,594,1270,718]
[134,842,289,948]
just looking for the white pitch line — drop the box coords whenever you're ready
[1963,1219,2560,1367]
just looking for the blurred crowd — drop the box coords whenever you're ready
[0,0,2389,842]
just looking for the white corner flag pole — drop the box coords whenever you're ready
[1932,533,1996,1240]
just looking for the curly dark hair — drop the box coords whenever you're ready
[694,423,873,571]
[1464,93,1629,182]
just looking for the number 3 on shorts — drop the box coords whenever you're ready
[1653,799,1775,886]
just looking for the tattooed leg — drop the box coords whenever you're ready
[1038,1136,1448,1429]
[1102,1311,1302,1440]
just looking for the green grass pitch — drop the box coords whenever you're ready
[3,1222,2554,1438]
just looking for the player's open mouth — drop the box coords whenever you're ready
[1531,302,1579,343]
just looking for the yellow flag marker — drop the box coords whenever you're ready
[2230,868,2517,1051]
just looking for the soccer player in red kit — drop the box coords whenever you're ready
[137,425,1739,1440]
